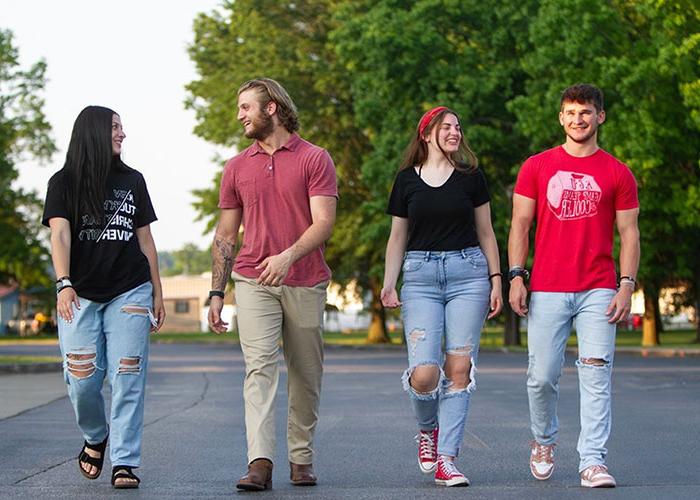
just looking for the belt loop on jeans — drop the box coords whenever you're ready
[460,248,467,259]
[424,251,430,261]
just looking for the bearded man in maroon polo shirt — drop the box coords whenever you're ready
[208,78,338,491]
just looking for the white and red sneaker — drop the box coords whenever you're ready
[529,441,555,480]
[416,427,438,474]
[580,464,616,488]
[434,456,470,487]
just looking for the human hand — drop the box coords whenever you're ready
[487,281,503,319]
[57,287,80,323]
[606,286,633,324]
[151,295,166,333]
[208,296,228,334]
[380,287,402,308]
[508,278,529,317]
[255,250,294,286]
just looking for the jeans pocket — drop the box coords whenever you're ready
[403,259,425,273]
[468,250,487,268]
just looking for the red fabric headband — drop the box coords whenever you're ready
[418,106,448,136]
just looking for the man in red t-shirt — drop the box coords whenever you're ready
[208,78,337,491]
[508,84,640,488]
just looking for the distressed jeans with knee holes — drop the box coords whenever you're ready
[58,281,153,468]
[400,248,490,458]
[526,288,617,472]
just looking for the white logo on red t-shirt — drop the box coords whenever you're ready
[546,171,601,220]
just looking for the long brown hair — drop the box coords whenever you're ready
[399,107,478,172]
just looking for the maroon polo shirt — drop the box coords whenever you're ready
[219,133,338,286]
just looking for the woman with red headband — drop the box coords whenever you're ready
[381,106,502,487]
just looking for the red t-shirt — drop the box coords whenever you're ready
[514,146,638,292]
[219,134,338,286]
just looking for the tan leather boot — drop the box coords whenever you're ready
[290,462,317,486]
[236,458,273,491]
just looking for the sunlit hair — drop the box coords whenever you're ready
[238,78,300,133]
[49,105,128,230]
[399,107,478,172]
[560,83,604,113]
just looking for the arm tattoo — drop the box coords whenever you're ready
[212,238,235,291]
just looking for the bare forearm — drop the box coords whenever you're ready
[478,229,501,275]
[50,232,71,278]
[140,238,163,298]
[508,222,530,268]
[284,219,334,264]
[212,237,235,291]
[383,233,407,289]
[619,230,640,279]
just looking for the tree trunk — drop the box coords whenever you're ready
[695,298,700,344]
[642,289,660,346]
[366,280,390,344]
[654,296,664,333]
[502,283,521,346]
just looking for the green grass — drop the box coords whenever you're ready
[0,355,61,364]
[1,328,697,349]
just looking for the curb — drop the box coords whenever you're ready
[0,362,62,375]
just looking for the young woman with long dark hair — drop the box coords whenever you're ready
[42,105,165,489]
[381,106,502,487]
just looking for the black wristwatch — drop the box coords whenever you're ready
[208,290,225,300]
[508,267,530,282]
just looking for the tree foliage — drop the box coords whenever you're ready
[185,0,387,340]
[187,1,700,343]
[159,243,212,277]
[0,29,55,288]
[509,0,700,343]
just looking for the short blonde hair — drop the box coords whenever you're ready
[238,78,299,133]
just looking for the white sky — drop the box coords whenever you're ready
[3,0,230,251]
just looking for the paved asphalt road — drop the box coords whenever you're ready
[1,342,699,499]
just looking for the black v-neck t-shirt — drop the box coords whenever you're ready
[386,167,490,251]
[42,165,157,302]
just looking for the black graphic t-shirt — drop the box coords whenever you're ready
[42,165,157,302]
[386,167,490,251]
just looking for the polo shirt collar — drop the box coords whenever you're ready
[247,133,301,157]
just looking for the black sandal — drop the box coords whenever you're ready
[77,434,108,480]
[112,466,140,489]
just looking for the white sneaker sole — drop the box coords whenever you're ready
[581,478,616,488]
[435,477,470,487]
[530,462,554,481]
[419,461,437,474]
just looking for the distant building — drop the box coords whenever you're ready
[161,273,235,332]
[0,284,20,335]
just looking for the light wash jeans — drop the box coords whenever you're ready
[58,281,153,468]
[526,288,617,472]
[400,248,490,457]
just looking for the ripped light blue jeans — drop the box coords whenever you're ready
[526,288,617,472]
[58,281,153,468]
[400,248,490,457]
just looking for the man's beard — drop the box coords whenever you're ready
[245,111,274,140]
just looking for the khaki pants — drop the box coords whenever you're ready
[233,272,327,465]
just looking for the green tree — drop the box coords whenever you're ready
[331,0,537,344]
[186,0,386,341]
[160,243,211,276]
[509,0,700,345]
[0,29,55,288]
